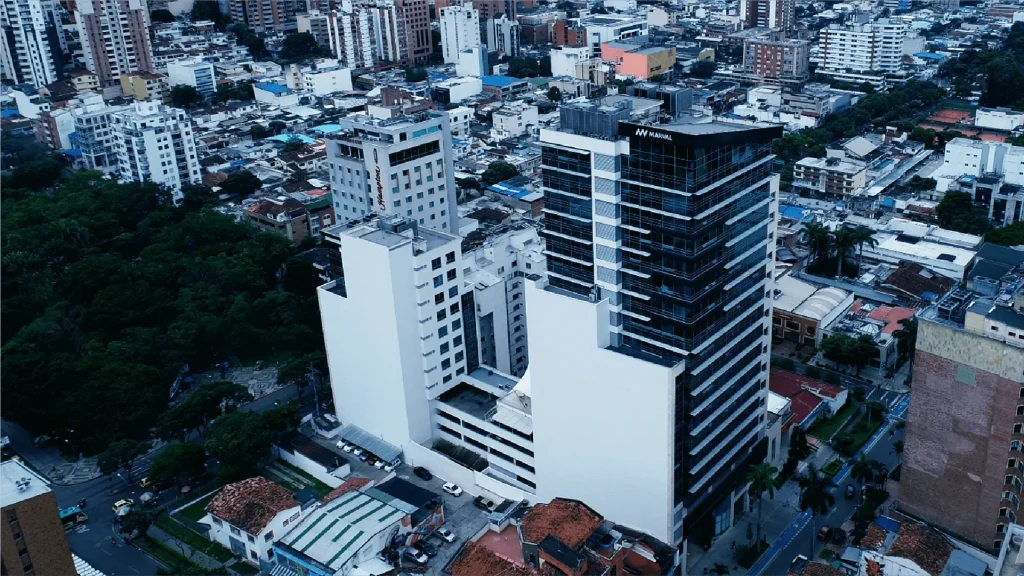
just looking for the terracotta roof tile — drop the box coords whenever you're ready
[861,524,887,551]
[449,541,537,576]
[866,306,915,334]
[205,477,298,534]
[323,477,372,503]
[804,562,847,576]
[520,499,603,550]
[866,559,883,576]
[886,524,954,576]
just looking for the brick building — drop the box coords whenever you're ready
[1,460,77,576]
[553,20,587,46]
[900,287,1024,551]
[742,37,809,82]
[246,197,312,244]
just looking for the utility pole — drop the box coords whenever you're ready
[306,363,322,417]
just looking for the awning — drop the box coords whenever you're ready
[340,424,403,463]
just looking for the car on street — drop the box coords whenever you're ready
[473,496,495,511]
[414,466,433,481]
[403,548,429,565]
[845,485,855,499]
[442,482,463,497]
[359,453,368,461]
[817,526,832,541]
[342,443,354,453]
[112,499,134,514]
[436,527,456,543]
[414,540,439,558]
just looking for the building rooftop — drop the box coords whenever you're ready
[322,477,372,503]
[481,75,523,88]
[796,156,867,175]
[438,383,498,421]
[1,460,51,508]
[774,275,851,321]
[206,477,299,534]
[255,82,292,95]
[449,540,537,576]
[866,305,915,334]
[520,498,603,549]
[337,215,458,254]
[886,523,955,576]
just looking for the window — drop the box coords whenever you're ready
[1016,423,1024,434]
[443,374,453,383]
[432,257,442,270]
[438,326,448,338]
[264,531,274,541]
[417,192,424,199]
[440,342,450,354]
[456,367,465,375]
[1018,406,1024,416]
[447,269,457,281]
[251,550,259,561]
[453,335,463,346]
[455,351,464,362]
[446,251,456,264]
[1011,458,1019,469]
[406,196,413,203]
[1000,507,1009,518]
[1009,475,1016,486]
[1014,440,1021,451]
[437,309,447,321]
[247,534,256,544]
[393,200,401,207]
[435,292,445,305]
[452,319,461,330]
[450,302,460,313]
[442,358,451,370]
[434,275,444,287]
[230,527,241,536]
[213,518,223,526]
[449,286,458,297]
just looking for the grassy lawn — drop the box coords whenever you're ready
[277,461,334,497]
[837,415,883,458]
[136,537,215,575]
[821,459,843,478]
[179,491,219,523]
[807,400,859,441]
[231,561,260,575]
[155,515,234,563]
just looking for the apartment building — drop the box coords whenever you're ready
[818,18,906,75]
[462,223,546,377]
[472,0,516,40]
[75,102,130,171]
[315,7,377,70]
[900,286,1024,551]
[579,12,648,56]
[119,71,169,101]
[938,138,1024,190]
[0,0,65,88]
[110,101,201,200]
[739,0,795,30]
[491,101,538,139]
[326,112,459,231]
[446,105,473,138]
[75,0,154,86]
[551,46,593,77]
[439,5,481,64]
[228,0,303,32]
[391,0,432,65]
[1,460,76,576]
[296,11,331,39]
[486,13,520,57]
[792,155,868,197]
[742,37,809,82]
[167,61,215,101]
[532,101,780,548]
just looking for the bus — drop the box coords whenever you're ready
[59,506,88,530]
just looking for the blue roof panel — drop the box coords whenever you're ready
[488,182,532,199]
[481,75,519,88]
[255,82,291,95]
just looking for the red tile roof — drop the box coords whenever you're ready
[770,368,845,399]
[860,523,888,550]
[803,562,847,576]
[867,306,915,334]
[521,499,603,550]
[323,477,372,503]
[788,391,824,425]
[449,541,537,576]
[886,524,953,576]
[205,477,298,534]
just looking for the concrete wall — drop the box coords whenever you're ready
[275,447,349,488]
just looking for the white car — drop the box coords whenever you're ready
[442,482,463,497]
[374,459,385,469]
[342,443,354,453]
[383,461,396,472]
[353,447,364,456]
[403,548,429,565]
[436,527,456,543]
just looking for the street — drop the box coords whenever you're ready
[753,395,909,576]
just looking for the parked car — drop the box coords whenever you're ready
[413,466,433,481]
[817,526,832,541]
[383,461,397,472]
[359,453,368,462]
[352,447,364,456]
[436,527,456,543]
[403,548,429,565]
[414,540,438,557]
[342,443,354,453]
[374,459,385,469]
[845,485,855,499]
[442,482,463,497]
[473,496,495,511]
[112,499,134,514]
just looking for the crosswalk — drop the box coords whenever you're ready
[866,388,906,412]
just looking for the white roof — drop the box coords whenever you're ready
[844,136,879,158]
[767,390,791,416]
[1,460,50,507]
[793,288,850,321]
[773,275,817,312]
[873,233,977,266]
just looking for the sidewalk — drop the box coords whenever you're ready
[146,524,225,571]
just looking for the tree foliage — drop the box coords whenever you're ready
[150,8,175,22]
[203,405,297,482]
[191,1,228,30]
[156,382,250,442]
[148,442,207,488]
[213,80,255,104]
[99,439,152,482]
[170,85,203,108]
[280,32,332,60]
[218,170,263,197]
[691,60,717,79]
[937,190,989,235]
[821,333,876,375]
[481,161,519,185]
[1,172,324,453]
[230,24,268,60]
[987,221,1024,246]
[508,57,540,78]
[405,67,428,82]
[547,86,562,102]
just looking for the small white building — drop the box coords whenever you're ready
[550,46,593,78]
[110,101,201,200]
[254,82,301,107]
[976,107,1024,132]
[456,44,487,77]
[447,105,474,139]
[202,477,304,569]
[491,101,539,140]
[434,76,482,104]
[167,60,216,100]
[301,66,353,96]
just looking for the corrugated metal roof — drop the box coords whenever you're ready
[340,424,402,463]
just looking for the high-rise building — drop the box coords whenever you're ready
[311,7,377,70]
[439,4,480,64]
[818,18,907,74]
[471,0,514,40]
[228,0,303,32]
[739,0,795,30]
[0,0,65,88]
[392,0,432,65]
[325,111,459,232]
[486,13,519,57]
[75,0,153,86]
[1,460,77,576]
[110,101,201,199]
[75,101,130,171]
[742,37,810,82]
[900,285,1024,552]
[167,61,215,101]
[530,102,781,547]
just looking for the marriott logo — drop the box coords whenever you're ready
[634,128,673,141]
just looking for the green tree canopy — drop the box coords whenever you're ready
[191,1,228,29]
[405,67,428,82]
[148,442,207,488]
[547,86,562,101]
[820,333,877,375]
[170,85,203,108]
[937,190,989,235]
[508,57,540,78]
[98,439,152,483]
[214,80,256,104]
[280,32,332,60]
[150,8,175,22]
[481,161,519,185]
[691,60,717,79]
[218,170,263,197]
[203,405,297,482]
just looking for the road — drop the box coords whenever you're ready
[753,395,909,576]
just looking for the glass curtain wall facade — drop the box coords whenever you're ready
[540,117,781,515]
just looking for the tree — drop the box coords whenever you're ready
[280,32,332,60]
[801,221,832,268]
[539,55,552,77]
[894,440,905,468]
[746,462,778,550]
[987,222,1024,247]
[457,177,482,191]
[268,120,287,135]
[289,167,309,183]
[405,67,428,82]
[820,333,876,375]
[831,227,857,278]
[805,365,822,379]
[191,1,228,30]
[280,136,306,154]
[893,317,918,372]
[156,382,249,442]
[179,183,218,212]
[508,57,540,78]
[865,401,887,427]
[214,80,256,104]
[850,226,878,269]
[98,440,152,483]
[170,85,203,108]
[937,191,989,235]
[691,60,717,79]
[218,170,263,197]
[797,463,836,556]
[481,161,519,186]
[203,405,296,482]
[148,442,206,489]
[150,8,175,22]
[850,454,876,491]
[120,509,157,539]
[250,124,270,140]
[908,175,937,190]
[6,153,67,191]
[547,86,562,102]
[231,25,269,60]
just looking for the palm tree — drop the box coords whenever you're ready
[746,462,778,550]
[850,454,875,492]
[894,317,919,374]
[851,226,878,269]
[801,221,833,268]
[798,463,836,556]
[831,227,857,278]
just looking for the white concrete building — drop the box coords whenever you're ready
[491,101,539,140]
[976,107,1024,132]
[325,111,459,231]
[455,45,487,77]
[462,223,546,377]
[936,138,1024,190]
[167,60,216,100]
[0,0,64,88]
[446,105,473,138]
[319,217,470,451]
[580,12,648,56]
[551,46,593,78]
[75,102,130,172]
[202,477,304,569]
[110,101,201,199]
[301,66,353,96]
[433,76,482,104]
[818,18,907,74]
[487,13,520,57]
[439,5,480,64]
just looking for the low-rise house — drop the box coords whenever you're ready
[773,275,854,347]
[203,477,304,569]
[246,196,312,244]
